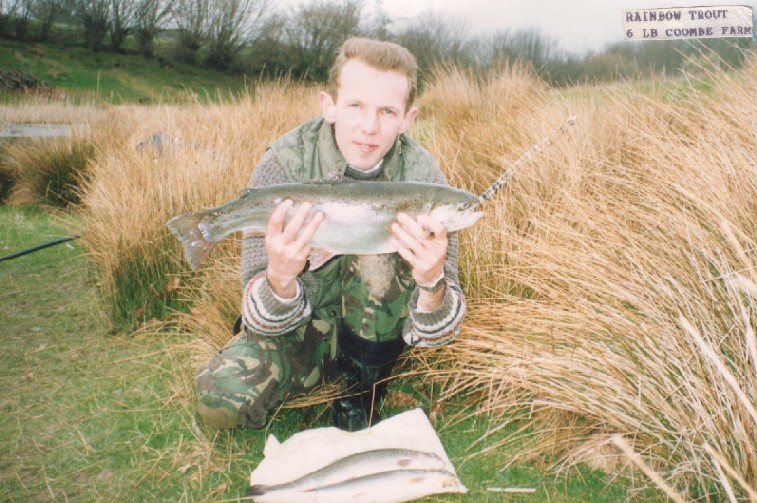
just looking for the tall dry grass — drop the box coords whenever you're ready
[415,57,757,499]
[77,82,319,332]
[3,136,95,207]
[0,101,101,206]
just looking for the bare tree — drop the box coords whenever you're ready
[133,0,173,57]
[396,12,470,75]
[284,0,362,80]
[0,0,11,36]
[244,10,290,76]
[359,0,391,40]
[3,0,32,39]
[109,0,137,51]
[74,0,110,50]
[172,0,210,64]
[205,0,267,70]
[478,29,559,73]
[30,0,71,40]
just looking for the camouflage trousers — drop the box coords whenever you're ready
[195,254,414,429]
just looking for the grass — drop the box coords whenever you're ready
[0,207,642,502]
[0,39,251,104]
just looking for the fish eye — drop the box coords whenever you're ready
[457,202,470,210]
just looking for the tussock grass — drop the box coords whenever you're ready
[4,136,95,207]
[78,82,319,333]
[0,102,103,206]
[416,55,757,499]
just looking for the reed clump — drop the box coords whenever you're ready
[4,136,95,207]
[418,63,551,196]
[77,83,318,332]
[0,103,103,207]
[417,54,757,499]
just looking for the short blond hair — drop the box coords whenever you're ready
[328,37,418,109]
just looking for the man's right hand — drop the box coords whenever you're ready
[265,200,323,299]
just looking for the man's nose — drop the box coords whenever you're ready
[360,110,379,133]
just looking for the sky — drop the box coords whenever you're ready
[376,0,757,54]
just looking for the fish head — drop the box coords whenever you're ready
[427,189,484,232]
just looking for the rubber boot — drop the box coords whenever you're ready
[332,334,405,431]
[332,357,393,431]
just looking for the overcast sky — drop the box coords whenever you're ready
[377,0,757,54]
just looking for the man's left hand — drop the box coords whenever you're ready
[391,213,448,287]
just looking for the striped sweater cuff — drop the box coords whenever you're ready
[404,283,466,347]
[242,273,312,336]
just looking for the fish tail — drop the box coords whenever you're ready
[166,212,217,270]
[246,480,297,497]
[246,484,266,497]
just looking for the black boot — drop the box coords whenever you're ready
[332,357,392,431]
[332,334,405,432]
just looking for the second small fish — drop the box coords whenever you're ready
[248,447,447,495]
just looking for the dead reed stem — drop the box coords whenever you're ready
[611,435,686,503]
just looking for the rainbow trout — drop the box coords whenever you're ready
[167,180,483,270]
[247,448,446,496]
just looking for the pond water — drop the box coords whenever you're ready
[0,123,89,138]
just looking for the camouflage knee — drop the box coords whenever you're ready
[195,333,282,429]
[195,319,335,429]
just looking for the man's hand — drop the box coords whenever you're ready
[265,200,323,299]
[391,213,448,311]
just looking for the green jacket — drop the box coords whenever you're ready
[270,117,440,183]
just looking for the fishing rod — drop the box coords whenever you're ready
[0,234,80,263]
[474,116,577,208]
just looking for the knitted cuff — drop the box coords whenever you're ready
[242,272,311,336]
[404,283,465,347]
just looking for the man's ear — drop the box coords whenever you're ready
[399,106,418,133]
[320,91,336,123]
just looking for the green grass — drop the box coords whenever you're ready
[0,206,657,501]
[0,39,251,104]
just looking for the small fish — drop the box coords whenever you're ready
[248,448,446,496]
[167,180,483,270]
[248,468,466,503]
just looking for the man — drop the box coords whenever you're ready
[195,37,467,432]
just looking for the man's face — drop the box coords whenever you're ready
[320,59,417,170]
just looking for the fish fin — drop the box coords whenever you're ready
[308,248,337,271]
[166,212,217,270]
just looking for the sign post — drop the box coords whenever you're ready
[624,5,753,41]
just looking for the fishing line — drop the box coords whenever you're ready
[474,116,577,208]
[0,234,80,262]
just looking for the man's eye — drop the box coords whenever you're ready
[383,108,396,115]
